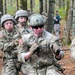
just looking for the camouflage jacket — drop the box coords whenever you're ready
[16,24,32,37]
[19,30,62,67]
[0,27,21,59]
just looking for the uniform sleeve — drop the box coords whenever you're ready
[0,30,4,50]
[0,39,4,50]
[0,36,16,52]
[22,33,31,43]
[50,34,61,53]
[70,39,75,59]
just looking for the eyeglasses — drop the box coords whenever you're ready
[32,25,44,29]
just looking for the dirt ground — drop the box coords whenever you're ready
[0,20,75,75]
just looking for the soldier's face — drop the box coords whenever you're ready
[4,20,14,31]
[31,25,44,37]
[18,16,27,23]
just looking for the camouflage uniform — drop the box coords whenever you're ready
[15,10,33,75]
[0,14,21,75]
[15,9,31,36]
[18,14,64,75]
[70,38,75,60]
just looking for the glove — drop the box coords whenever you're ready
[19,53,26,63]
[29,42,39,54]
[55,49,60,56]
[55,49,64,60]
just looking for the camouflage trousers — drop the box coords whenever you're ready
[2,59,19,75]
[54,24,60,38]
[36,65,60,75]
[22,65,60,75]
[20,63,37,75]
[1,59,36,75]
[2,59,60,75]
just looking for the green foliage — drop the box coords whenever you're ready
[27,0,39,13]
[58,7,66,19]
[33,0,39,13]
[7,6,16,15]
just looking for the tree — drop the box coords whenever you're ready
[39,0,43,14]
[0,0,3,15]
[47,0,55,33]
[20,0,27,10]
[30,0,33,13]
[3,0,7,14]
[45,0,47,13]
[16,0,19,11]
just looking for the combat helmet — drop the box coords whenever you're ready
[28,14,45,26]
[1,14,16,27]
[15,9,28,20]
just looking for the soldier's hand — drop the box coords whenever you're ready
[55,49,64,60]
[29,42,39,54]
[19,52,32,62]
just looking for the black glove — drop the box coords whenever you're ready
[55,49,61,60]
[55,49,60,56]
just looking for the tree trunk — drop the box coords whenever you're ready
[3,0,7,14]
[39,0,43,14]
[16,0,19,11]
[71,0,75,41]
[30,0,33,13]
[47,0,55,33]
[0,0,3,15]
[45,0,47,13]
[59,0,61,8]
[20,0,27,10]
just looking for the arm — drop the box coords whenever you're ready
[50,35,64,60]
[18,42,39,62]
[52,41,64,60]
[70,38,75,59]
[54,16,58,21]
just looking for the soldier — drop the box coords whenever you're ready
[15,9,34,75]
[18,14,64,75]
[0,14,21,75]
[15,9,31,36]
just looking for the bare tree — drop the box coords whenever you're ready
[47,0,55,33]
[39,0,43,14]
[71,0,75,41]
[3,0,7,14]
[20,0,27,10]
[30,0,33,13]
[45,0,47,13]
[0,0,3,15]
[16,0,19,11]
